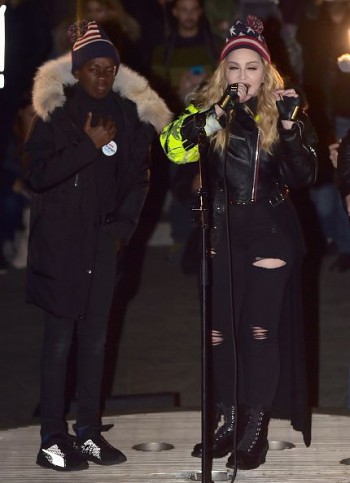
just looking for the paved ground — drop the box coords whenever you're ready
[1,215,350,432]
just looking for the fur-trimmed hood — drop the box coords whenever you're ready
[32,53,172,133]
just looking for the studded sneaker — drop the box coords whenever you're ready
[36,434,89,471]
[78,433,127,465]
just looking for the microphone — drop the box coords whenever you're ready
[217,83,248,112]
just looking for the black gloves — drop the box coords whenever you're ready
[217,84,240,113]
[276,95,301,121]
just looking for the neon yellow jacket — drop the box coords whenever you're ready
[160,102,229,165]
[160,104,203,164]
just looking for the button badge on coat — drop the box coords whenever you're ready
[102,140,117,156]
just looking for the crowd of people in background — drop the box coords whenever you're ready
[0,0,350,274]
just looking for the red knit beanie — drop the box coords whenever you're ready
[220,15,271,63]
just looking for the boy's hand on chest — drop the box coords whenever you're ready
[84,112,117,149]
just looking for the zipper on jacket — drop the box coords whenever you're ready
[251,130,260,201]
[74,173,79,187]
[295,120,317,184]
[229,133,246,142]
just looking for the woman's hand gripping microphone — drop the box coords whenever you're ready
[215,83,248,119]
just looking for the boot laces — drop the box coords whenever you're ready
[239,410,264,453]
[214,406,235,440]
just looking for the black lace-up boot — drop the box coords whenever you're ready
[192,404,237,459]
[226,406,269,470]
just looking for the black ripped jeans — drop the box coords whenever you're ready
[210,201,297,411]
[40,231,118,441]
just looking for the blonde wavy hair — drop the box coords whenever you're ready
[193,57,285,153]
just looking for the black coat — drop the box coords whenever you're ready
[26,89,152,319]
[25,56,172,319]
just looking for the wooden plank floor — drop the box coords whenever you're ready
[1,411,350,482]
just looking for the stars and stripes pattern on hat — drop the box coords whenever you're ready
[73,21,114,52]
[69,20,120,72]
[220,16,271,63]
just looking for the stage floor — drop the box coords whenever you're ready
[1,411,350,482]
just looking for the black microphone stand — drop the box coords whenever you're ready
[193,113,213,483]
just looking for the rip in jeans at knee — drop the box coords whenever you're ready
[212,330,224,346]
[250,326,268,340]
[252,257,286,269]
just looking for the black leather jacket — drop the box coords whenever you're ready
[161,98,317,246]
[211,103,317,201]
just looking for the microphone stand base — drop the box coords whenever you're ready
[174,470,233,481]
